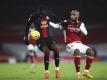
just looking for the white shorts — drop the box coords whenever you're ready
[66,42,89,55]
[27,44,38,56]
[27,44,38,52]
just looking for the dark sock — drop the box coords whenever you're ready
[44,50,50,70]
[53,48,60,67]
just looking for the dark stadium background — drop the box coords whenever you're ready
[0,0,107,62]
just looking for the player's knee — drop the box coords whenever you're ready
[74,49,81,56]
[29,50,35,53]
[53,48,59,54]
[86,48,94,56]
[44,50,50,56]
[28,50,35,56]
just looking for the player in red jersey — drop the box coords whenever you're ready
[24,24,39,74]
[50,10,94,79]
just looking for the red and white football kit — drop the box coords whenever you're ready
[49,20,89,54]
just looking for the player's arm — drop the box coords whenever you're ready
[49,20,68,29]
[24,13,35,45]
[25,13,35,37]
[68,22,88,36]
[49,22,62,29]
[79,22,88,36]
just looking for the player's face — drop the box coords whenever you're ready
[70,14,76,20]
[41,20,47,25]
[41,20,48,27]
[70,11,79,21]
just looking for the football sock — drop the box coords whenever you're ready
[55,67,59,70]
[28,55,35,73]
[54,54,60,67]
[31,63,35,68]
[29,55,35,64]
[74,56,81,72]
[44,70,49,73]
[85,56,94,70]
[44,50,50,71]
[53,48,60,67]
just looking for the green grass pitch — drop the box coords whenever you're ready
[0,62,107,80]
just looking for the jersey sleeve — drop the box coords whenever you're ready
[25,13,35,38]
[79,22,88,36]
[49,22,61,28]
[49,20,68,29]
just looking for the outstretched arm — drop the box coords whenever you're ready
[49,22,62,29]
[25,13,35,38]
[49,20,68,29]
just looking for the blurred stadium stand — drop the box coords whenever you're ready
[0,0,107,62]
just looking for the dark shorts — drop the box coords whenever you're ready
[37,37,57,52]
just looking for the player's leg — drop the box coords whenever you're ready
[53,47,60,78]
[39,43,50,79]
[43,48,50,79]
[83,47,94,78]
[27,44,37,73]
[77,43,94,78]
[66,43,83,79]
[48,39,60,78]
[74,49,83,79]
[37,39,50,79]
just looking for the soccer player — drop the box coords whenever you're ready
[24,6,60,79]
[50,10,94,79]
[26,44,37,74]
[24,25,38,74]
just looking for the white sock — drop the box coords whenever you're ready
[84,69,89,72]
[31,63,35,69]
[77,72,81,75]
[44,70,49,73]
[55,67,59,70]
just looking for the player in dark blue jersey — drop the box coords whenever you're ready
[24,5,60,79]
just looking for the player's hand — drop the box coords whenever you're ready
[23,36,29,45]
[61,20,68,27]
